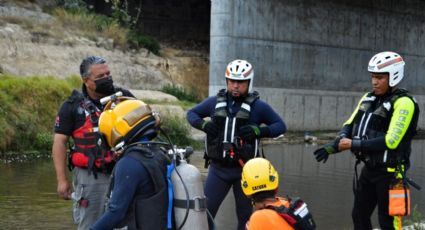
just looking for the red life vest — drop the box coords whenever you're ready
[70,96,114,173]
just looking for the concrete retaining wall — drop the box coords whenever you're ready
[210,0,425,130]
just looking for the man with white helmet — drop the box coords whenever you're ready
[187,59,286,230]
[313,51,419,229]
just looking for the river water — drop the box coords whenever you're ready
[1,140,424,229]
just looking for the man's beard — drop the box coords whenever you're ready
[228,91,247,102]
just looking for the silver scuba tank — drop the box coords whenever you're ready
[171,159,208,230]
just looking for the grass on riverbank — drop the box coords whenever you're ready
[160,115,203,150]
[0,75,201,158]
[51,8,160,54]
[161,84,201,103]
[405,205,425,230]
[0,75,79,155]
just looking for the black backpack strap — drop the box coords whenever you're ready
[265,203,297,226]
[266,197,316,230]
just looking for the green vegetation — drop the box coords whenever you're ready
[52,8,160,53]
[404,205,425,230]
[0,76,201,157]
[160,115,202,150]
[52,8,129,48]
[127,31,160,55]
[53,1,160,54]
[161,84,201,103]
[0,1,160,53]
[0,75,80,155]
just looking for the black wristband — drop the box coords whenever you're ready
[351,138,362,152]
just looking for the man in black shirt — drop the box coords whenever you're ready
[52,56,134,230]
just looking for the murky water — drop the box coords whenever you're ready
[214,140,425,230]
[1,140,424,230]
[0,157,74,229]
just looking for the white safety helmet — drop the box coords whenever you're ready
[225,59,254,92]
[368,51,405,87]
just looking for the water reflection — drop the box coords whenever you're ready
[214,140,425,230]
[0,140,424,229]
[0,158,74,229]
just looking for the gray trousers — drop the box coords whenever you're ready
[72,167,110,230]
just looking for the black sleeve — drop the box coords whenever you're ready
[338,125,352,138]
[351,136,387,152]
[361,136,387,152]
[54,101,76,136]
[186,96,216,129]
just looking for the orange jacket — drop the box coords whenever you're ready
[245,198,294,230]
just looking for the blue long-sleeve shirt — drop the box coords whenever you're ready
[91,154,154,230]
[187,95,286,137]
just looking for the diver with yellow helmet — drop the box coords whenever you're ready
[91,99,170,230]
[241,158,316,230]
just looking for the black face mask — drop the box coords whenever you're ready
[95,76,115,95]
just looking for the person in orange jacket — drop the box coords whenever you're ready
[241,158,316,230]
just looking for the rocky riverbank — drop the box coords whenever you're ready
[0,1,208,95]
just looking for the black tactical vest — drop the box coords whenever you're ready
[205,89,260,166]
[351,89,419,168]
[111,145,169,230]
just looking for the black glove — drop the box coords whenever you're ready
[202,121,219,137]
[313,137,341,163]
[239,125,270,141]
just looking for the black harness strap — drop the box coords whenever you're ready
[353,159,361,195]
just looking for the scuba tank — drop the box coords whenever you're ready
[171,147,208,230]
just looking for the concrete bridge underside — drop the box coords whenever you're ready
[209,0,425,131]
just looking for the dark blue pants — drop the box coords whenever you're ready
[205,163,252,230]
[352,167,400,230]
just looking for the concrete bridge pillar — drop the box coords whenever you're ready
[210,0,425,131]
